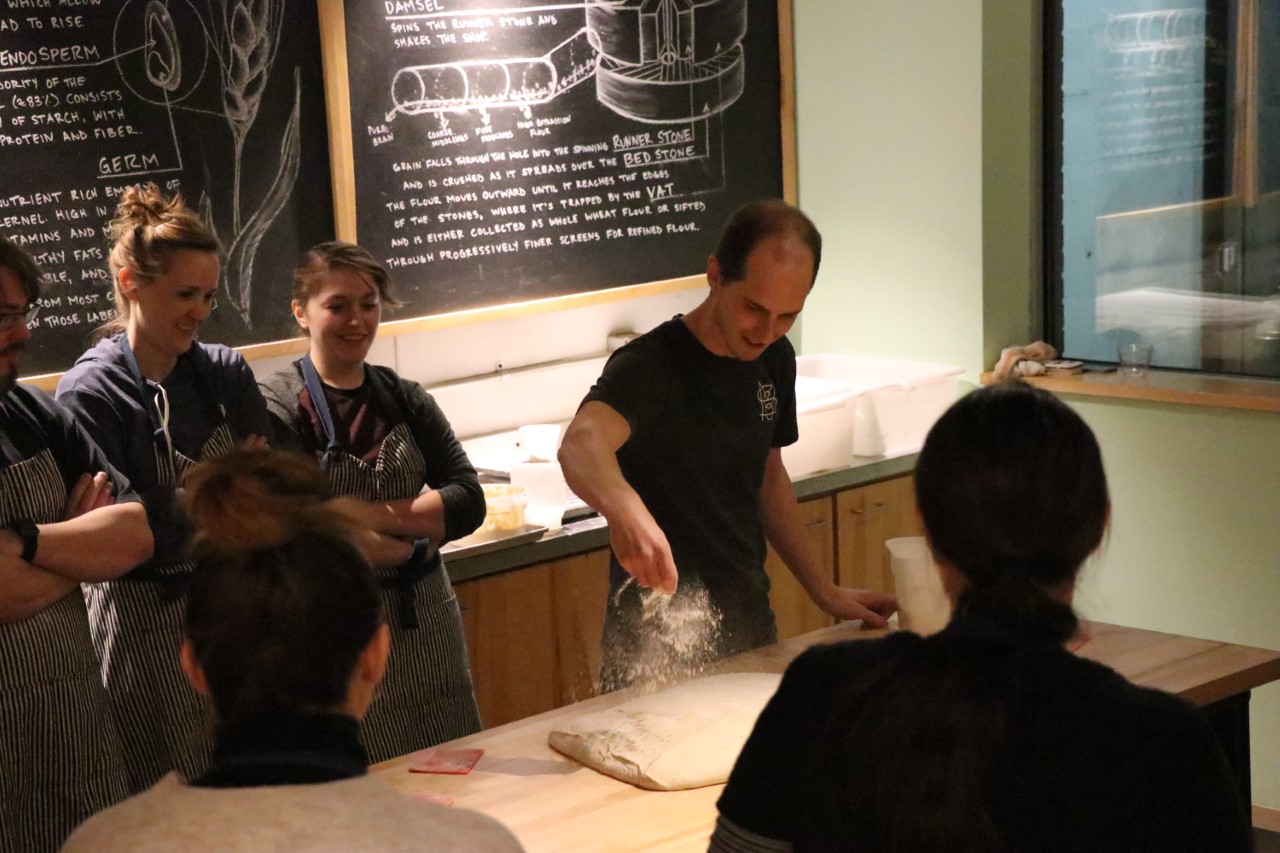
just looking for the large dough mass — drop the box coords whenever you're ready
[547,672,782,791]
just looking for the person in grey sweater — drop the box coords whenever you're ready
[61,449,522,853]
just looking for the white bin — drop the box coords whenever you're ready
[781,376,859,477]
[796,354,963,457]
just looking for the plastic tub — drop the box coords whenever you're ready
[796,354,963,457]
[780,375,859,477]
[479,483,527,533]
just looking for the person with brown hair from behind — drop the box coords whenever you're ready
[61,448,523,853]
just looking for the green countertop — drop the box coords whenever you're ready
[443,452,919,584]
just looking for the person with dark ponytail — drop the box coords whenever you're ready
[55,183,271,791]
[711,382,1250,853]
[62,449,523,852]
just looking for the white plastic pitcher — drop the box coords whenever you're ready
[885,537,951,636]
[517,423,562,463]
[510,460,566,532]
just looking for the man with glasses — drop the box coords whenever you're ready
[0,237,154,852]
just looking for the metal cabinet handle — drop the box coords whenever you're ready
[848,502,887,516]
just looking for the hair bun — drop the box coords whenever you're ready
[184,450,354,557]
[110,183,185,237]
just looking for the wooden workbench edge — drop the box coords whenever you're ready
[980,371,1280,414]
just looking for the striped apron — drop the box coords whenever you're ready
[0,450,130,853]
[302,356,481,763]
[85,338,233,792]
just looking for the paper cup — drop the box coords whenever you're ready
[886,537,951,636]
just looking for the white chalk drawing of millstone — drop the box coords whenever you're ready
[112,0,301,328]
[587,0,747,124]
[387,0,746,125]
[390,29,597,119]
[1103,9,1215,77]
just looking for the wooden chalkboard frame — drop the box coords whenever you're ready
[310,0,798,340]
[21,0,797,389]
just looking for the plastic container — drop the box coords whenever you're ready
[780,376,859,477]
[510,460,566,532]
[479,483,527,533]
[796,354,964,457]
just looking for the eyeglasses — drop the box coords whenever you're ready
[0,304,39,330]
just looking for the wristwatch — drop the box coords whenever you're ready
[9,518,38,563]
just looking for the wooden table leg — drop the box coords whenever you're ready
[1201,691,1252,808]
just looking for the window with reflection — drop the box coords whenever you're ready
[1047,0,1280,376]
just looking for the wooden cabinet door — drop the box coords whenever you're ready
[455,549,612,728]
[764,496,837,640]
[455,564,559,729]
[550,549,611,706]
[835,475,923,595]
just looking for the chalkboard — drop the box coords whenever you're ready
[0,0,334,377]
[1060,0,1235,216]
[340,0,786,314]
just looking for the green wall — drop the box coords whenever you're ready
[792,2,984,369]
[1072,399,1280,812]
[793,0,1280,811]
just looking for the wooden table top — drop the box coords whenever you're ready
[372,621,1280,852]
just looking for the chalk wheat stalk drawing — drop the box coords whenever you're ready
[128,0,300,328]
[221,0,284,235]
[183,0,298,326]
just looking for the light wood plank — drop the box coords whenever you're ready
[778,0,798,204]
[374,620,1280,853]
[18,274,707,391]
[316,0,357,242]
[982,370,1280,414]
[1254,804,1280,832]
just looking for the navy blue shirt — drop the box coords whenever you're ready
[56,336,269,569]
[0,383,139,511]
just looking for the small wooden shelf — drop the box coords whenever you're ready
[980,370,1280,414]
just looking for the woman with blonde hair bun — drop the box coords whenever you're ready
[62,449,523,853]
[56,183,271,791]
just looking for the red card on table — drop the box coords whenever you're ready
[407,747,484,775]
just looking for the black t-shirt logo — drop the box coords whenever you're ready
[757,382,778,422]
